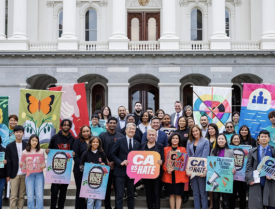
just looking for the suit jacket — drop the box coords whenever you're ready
[116,117,126,131]
[111,136,140,177]
[210,148,234,158]
[245,146,275,208]
[141,130,168,147]
[170,112,184,127]
[6,141,27,179]
[186,137,210,158]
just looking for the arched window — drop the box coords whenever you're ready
[225,9,230,37]
[191,9,202,41]
[58,10,63,38]
[131,18,140,41]
[148,18,157,41]
[85,9,97,41]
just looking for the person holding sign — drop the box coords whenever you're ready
[162,132,189,209]
[245,130,275,209]
[0,136,7,209]
[141,129,164,209]
[186,125,209,209]
[210,134,235,209]
[111,123,141,209]
[21,134,45,209]
[80,136,107,209]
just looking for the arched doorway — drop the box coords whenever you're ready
[26,74,57,90]
[92,84,105,113]
[182,84,193,107]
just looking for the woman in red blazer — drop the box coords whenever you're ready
[162,132,189,209]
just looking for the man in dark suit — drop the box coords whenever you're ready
[111,123,141,209]
[116,106,127,132]
[6,125,27,209]
[141,117,168,147]
[170,101,184,128]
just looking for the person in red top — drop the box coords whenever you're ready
[162,132,189,209]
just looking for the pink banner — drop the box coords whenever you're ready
[20,154,45,177]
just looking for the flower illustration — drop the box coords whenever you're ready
[66,152,72,161]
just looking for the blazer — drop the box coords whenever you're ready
[141,130,168,147]
[170,112,184,127]
[187,137,210,158]
[162,146,189,184]
[116,117,126,131]
[210,148,234,158]
[6,141,27,179]
[111,136,141,177]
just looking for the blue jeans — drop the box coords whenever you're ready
[190,176,208,209]
[0,178,6,208]
[87,198,102,209]
[25,172,44,209]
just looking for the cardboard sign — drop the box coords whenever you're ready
[45,149,73,184]
[165,151,188,172]
[80,163,110,199]
[206,156,234,193]
[20,154,44,177]
[186,157,207,179]
[0,152,5,168]
[127,151,161,184]
[257,156,275,180]
[229,145,251,182]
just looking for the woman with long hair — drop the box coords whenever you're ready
[101,106,112,121]
[186,125,209,209]
[138,111,152,134]
[175,116,189,148]
[156,109,165,124]
[239,125,257,147]
[72,125,92,209]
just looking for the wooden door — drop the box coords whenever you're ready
[92,84,105,113]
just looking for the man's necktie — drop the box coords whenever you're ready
[175,113,180,128]
[261,148,266,160]
[129,138,133,151]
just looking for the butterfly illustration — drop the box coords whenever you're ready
[26,93,55,115]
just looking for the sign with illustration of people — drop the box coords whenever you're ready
[0,96,9,147]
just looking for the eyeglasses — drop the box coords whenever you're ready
[226,126,233,128]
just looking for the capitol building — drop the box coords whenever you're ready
[0,0,274,116]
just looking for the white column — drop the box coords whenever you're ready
[109,0,129,50]
[58,0,78,51]
[100,0,108,41]
[159,0,179,50]
[10,0,27,39]
[260,0,275,49]
[0,0,6,39]
[107,83,129,114]
[210,0,230,50]
[46,1,54,42]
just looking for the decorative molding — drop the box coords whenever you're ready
[234,0,242,6]
[179,0,188,7]
[80,2,102,19]
[186,2,208,16]
[225,2,235,17]
[100,0,108,7]
[53,3,63,19]
[46,1,54,8]
[207,0,211,6]
[126,0,162,8]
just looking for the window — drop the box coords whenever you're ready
[92,85,105,113]
[232,85,241,112]
[225,9,230,37]
[85,9,97,41]
[191,9,202,41]
[58,10,63,38]
[131,18,140,41]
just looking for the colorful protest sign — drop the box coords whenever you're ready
[0,97,9,148]
[206,156,234,193]
[229,145,250,182]
[20,154,45,177]
[127,151,161,184]
[45,149,73,184]
[18,89,62,149]
[99,119,107,131]
[0,152,5,168]
[257,156,275,180]
[50,83,89,138]
[80,163,110,199]
[160,127,177,137]
[186,157,207,179]
[193,86,232,133]
[239,83,275,142]
[165,151,188,172]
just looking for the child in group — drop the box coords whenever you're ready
[21,134,45,209]
[80,136,107,209]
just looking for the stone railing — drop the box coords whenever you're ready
[29,42,58,51]
[231,41,260,50]
[79,41,109,51]
[180,41,210,51]
[129,41,160,51]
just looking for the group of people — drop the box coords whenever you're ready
[1,101,275,209]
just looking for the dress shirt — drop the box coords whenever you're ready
[126,136,134,150]
[119,118,126,129]
[173,111,182,126]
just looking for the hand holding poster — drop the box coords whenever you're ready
[45,149,73,184]
[20,154,45,177]
[229,145,251,182]
[80,163,110,199]
[186,157,207,179]
[206,156,234,193]
[127,151,161,184]
[0,152,5,168]
[257,156,275,180]
[165,151,188,172]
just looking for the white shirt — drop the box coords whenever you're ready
[119,118,126,129]
[173,111,183,126]
[201,128,208,138]
[138,123,151,134]
[16,142,24,175]
[126,136,134,150]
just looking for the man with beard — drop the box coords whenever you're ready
[146,107,154,118]
[100,117,124,209]
[200,115,209,138]
[116,106,127,132]
[46,119,75,209]
[133,101,142,126]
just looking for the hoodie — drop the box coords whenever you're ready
[48,130,75,150]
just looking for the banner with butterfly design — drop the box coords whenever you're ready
[18,89,62,149]
[0,96,10,147]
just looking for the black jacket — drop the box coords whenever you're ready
[0,146,6,179]
[99,131,124,162]
[111,136,140,177]
[72,138,88,173]
[133,112,141,126]
[6,141,27,179]
[119,127,143,143]
[140,142,164,162]
[48,130,75,150]
[175,128,190,148]
[80,150,107,168]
